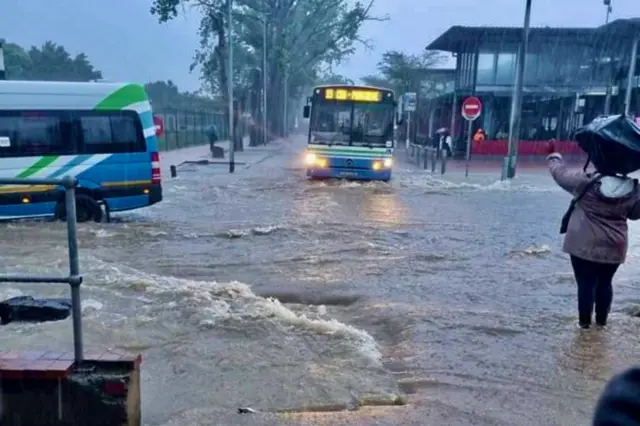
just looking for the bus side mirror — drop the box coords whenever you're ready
[303,106,310,118]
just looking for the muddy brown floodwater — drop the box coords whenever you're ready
[1,138,639,425]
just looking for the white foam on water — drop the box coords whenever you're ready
[252,225,280,235]
[82,256,383,364]
[225,228,249,238]
[0,287,23,301]
[400,173,560,193]
[90,229,116,238]
[521,244,552,256]
[82,298,104,313]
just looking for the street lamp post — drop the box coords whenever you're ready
[604,0,612,24]
[262,4,268,145]
[502,0,532,180]
[227,0,235,173]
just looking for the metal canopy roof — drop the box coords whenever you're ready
[426,26,597,52]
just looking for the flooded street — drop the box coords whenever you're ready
[2,138,640,425]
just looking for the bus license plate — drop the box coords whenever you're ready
[339,171,357,177]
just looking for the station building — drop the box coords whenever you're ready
[417,20,640,156]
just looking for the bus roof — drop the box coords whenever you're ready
[0,80,151,111]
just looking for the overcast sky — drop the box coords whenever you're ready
[1,0,637,91]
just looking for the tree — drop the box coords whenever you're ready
[2,42,31,79]
[3,40,102,81]
[145,80,224,111]
[150,0,384,140]
[361,50,447,97]
[315,72,354,86]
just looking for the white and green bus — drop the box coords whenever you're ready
[0,81,162,221]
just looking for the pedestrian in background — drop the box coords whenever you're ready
[545,141,640,329]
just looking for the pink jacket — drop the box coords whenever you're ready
[548,153,640,264]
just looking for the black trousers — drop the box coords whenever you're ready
[570,255,620,326]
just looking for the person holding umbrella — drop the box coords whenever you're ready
[435,127,453,158]
[545,129,640,329]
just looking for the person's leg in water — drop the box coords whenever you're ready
[594,262,620,327]
[570,255,597,328]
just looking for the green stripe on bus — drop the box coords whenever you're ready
[309,149,388,155]
[309,150,389,156]
[94,84,148,110]
[17,156,59,178]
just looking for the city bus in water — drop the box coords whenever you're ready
[302,85,399,181]
[0,81,162,222]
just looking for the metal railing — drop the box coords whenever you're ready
[0,176,84,363]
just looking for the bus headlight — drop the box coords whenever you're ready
[317,158,328,168]
[304,152,316,165]
[372,161,382,171]
[383,158,393,168]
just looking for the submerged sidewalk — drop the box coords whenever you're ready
[159,138,287,175]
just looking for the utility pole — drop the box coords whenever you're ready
[0,39,6,80]
[603,0,613,114]
[262,4,268,145]
[227,0,235,173]
[502,0,531,180]
[283,68,288,138]
[624,35,638,117]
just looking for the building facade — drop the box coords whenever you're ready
[419,22,640,156]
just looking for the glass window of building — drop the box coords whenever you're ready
[496,53,516,85]
[476,53,496,85]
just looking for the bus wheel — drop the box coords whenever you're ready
[55,194,103,223]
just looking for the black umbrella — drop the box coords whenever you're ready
[573,115,640,175]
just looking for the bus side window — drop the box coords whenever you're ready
[0,111,68,157]
[77,111,145,154]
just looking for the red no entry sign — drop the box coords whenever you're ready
[461,96,482,121]
[153,115,164,137]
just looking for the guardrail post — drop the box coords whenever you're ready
[440,149,448,175]
[423,147,429,169]
[416,147,421,167]
[431,148,437,173]
[0,175,84,365]
[62,175,84,364]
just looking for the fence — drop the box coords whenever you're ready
[153,107,228,151]
[0,176,84,363]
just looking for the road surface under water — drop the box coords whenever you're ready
[2,137,640,425]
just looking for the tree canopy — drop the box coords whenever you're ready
[361,50,448,98]
[2,41,216,112]
[150,0,384,140]
[3,41,102,82]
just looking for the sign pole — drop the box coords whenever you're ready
[461,95,482,177]
[403,92,417,150]
[465,119,473,177]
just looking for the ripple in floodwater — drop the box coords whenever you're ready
[2,145,640,425]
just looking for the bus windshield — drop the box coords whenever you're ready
[310,102,394,147]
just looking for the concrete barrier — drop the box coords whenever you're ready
[0,350,141,426]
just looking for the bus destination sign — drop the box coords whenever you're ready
[324,88,382,102]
